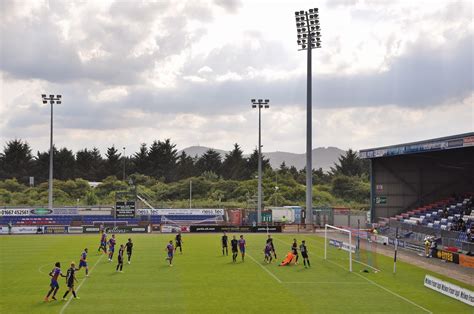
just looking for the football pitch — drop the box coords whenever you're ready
[0,233,472,314]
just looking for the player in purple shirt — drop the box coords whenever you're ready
[239,235,246,262]
[165,240,174,266]
[44,262,65,302]
[108,234,116,262]
[264,243,273,263]
[77,248,89,276]
[98,231,107,254]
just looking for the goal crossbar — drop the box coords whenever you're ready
[324,224,353,272]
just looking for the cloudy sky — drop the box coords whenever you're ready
[0,0,473,156]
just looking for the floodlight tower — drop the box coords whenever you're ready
[294,8,321,225]
[41,94,62,211]
[251,99,270,224]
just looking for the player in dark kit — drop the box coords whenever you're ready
[221,232,228,256]
[238,235,246,262]
[175,232,183,254]
[62,262,79,300]
[292,238,299,265]
[230,235,238,263]
[125,238,133,264]
[116,244,124,272]
[166,241,174,266]
[300,240,311,268]
[44,262,66,302]
[266,235,277,259]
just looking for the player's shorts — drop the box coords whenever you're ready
[118,257,123,263]
[222,243,228,247]
[79,260,87,267]
[168,252,173,258]
[101,241,106,247]
[265,252,272,257]
[50,279,59,289]
[302,252,309,259]
[239,247,245,253]
[67,280,74,288]
[109,247,115,253]
[175,242,182,247]
[127,250,132,256]
[232,248,238,253]
[292,250,298,255]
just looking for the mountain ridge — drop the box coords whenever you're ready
[179,146,345,171]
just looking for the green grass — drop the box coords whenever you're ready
[0,233,472,314]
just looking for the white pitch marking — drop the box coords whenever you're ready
[283,281,370,284]
[275,236,431,313]
[59,254,105,314]
[246,253,282,284]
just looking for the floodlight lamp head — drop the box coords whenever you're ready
[264,99,269,103]
[57,95,62,99]
[49,94,54,98]
[264,105,269,108]
[295,11,299,16]
[300,10,304,14]
[252,104,257,108]
[251,99,256,103]
[258,99,263,103]
[43,100,47,104]
[57,101,61,104]
[41,94,46,98]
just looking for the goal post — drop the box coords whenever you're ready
[324,224,353,272]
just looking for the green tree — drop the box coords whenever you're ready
[147,139,178,182]
[104,146,122,179]
[245,148,270,179]
[196,149,222,176]
[331,174,370,203]
[222,144,246,180]
[0,139,33,181]
[55,147,76,180]
[133,143,149,175]
[330,149,368,177]
[76,148,104,181]
[176,151,197,180]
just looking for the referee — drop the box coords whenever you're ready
[125,238,133,264]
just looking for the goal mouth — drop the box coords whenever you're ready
[324,224,354,272]
[324,224,380,273]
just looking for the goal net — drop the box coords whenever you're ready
[353,228,379,273]
[324,224,379,273]
[324,224,354,272]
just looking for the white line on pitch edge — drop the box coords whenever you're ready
[246,253,282,284]
[59,254,105,314]
[325,258,432,314]
[283,281,370,284]
[275,237,431,313]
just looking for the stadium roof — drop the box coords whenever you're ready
[360,132,474,159]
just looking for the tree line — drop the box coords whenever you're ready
[0,139,370,207]
[0,139,369,184]
[0,139,273,183]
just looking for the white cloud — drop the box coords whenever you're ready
[0,0,472,157]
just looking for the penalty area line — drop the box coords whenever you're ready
[246,253,282,284]
[59,254,105,314]
[325,258,432,314]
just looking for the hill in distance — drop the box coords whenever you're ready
[179,146,345,172]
